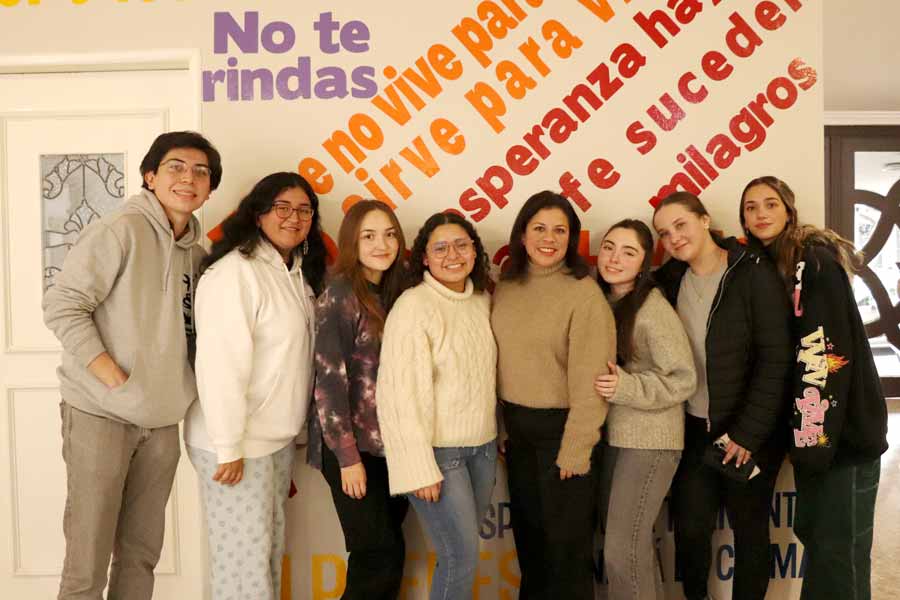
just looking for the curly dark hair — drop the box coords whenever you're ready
[408,212,491,292]
[501,190,589,281]
[201,172,326,295]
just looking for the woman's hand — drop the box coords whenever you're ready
[413,481,442,502]
[212,458,244,485]
[341,463,367,499]
[722,441,752,468]
[559,468,577,480]
[594,361,619,399]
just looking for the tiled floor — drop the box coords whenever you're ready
[871,404,899,599]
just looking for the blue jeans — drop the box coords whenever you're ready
[407,440,498,600]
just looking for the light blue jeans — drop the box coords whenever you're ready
[407,440,498,600]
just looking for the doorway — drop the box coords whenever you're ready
[0,53,206,599]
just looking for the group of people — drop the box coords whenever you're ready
[43,130,888,600]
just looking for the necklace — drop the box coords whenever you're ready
[685,270,716,303]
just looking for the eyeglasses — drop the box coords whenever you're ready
[160,159,212,180]
[428,238,474,258]
[272,202,314,221]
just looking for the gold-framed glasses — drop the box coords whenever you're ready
[160,159,211,180]
[272,202,314,221]
[428,238,474,258]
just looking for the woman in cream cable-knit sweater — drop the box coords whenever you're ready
[492,190,616,600]
[594,219,696,600]
[376,212,497,600]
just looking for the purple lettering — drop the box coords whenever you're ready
[214,11,259,54]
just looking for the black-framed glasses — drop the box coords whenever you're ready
[272,202,314,221]
[160,159,211,180]
[428,238,474,258]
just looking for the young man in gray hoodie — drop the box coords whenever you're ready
[43,131,222,600]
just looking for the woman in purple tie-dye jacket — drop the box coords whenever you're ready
[308,199,410,600]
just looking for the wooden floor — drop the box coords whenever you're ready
[871,405,899,600]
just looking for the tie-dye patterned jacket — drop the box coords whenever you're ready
[308,276,385,470]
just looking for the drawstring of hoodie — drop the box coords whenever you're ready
[282,254,313,340]
[163,234,174,292]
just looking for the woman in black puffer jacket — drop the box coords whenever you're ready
[652,192,793,600]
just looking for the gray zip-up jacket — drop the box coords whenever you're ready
[43,188,205,428]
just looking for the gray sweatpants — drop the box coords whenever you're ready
[188,443,295,600]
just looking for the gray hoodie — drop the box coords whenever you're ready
[43,188,205,428]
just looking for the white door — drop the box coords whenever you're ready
[0,61,206,599]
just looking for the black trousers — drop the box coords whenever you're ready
[795,458,880,600]
[671,415,781,600]
[502,402,600,600]
[321,444,409,600]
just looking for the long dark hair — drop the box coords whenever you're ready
[501,190,589,281]
[739,176,862,293]
[202,172,326,295]
[333,200,408,336]
[597,219,658,364]
[408,212,491,291]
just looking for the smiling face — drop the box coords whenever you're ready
[423,223,475,293]
[357,209,400,284]
[257,186,313,262]
[143,147,212,229]
[523,208,570,269]
[742,183,790,245]
[653,202,711,264]
[598,227,646,297]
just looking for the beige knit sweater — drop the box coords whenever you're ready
[376,273,498,495]
[606,288,696,450]
[491,262,616,474]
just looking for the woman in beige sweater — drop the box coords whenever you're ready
[492,190,616,600]
[594,219,696,600]
[376,212,497,600]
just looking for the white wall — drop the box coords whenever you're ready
[824,0,900,111]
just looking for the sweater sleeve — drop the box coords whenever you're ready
[313,283,362,467]
[558,291,616,474]
[42,222,125,366]
[789,247,854,472]
[727,258,793,455]
[375,294,443,494]
[612,293,697,411]
[194,261,256,464]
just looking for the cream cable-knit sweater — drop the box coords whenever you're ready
[376,272,498,495]
[606,288,696,450]
[492,261,616,474]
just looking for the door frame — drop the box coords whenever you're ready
[0,49,206,596]
[824,119,900,397]
[0,49,202,130]
[0,48,203,357]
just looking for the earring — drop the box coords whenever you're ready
[302,239,309,256]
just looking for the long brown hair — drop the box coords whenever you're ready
[597,219,659,364]
[334,200,408,336]
[739,176,862,292]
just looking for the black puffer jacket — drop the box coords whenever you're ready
[655,236,793,466]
